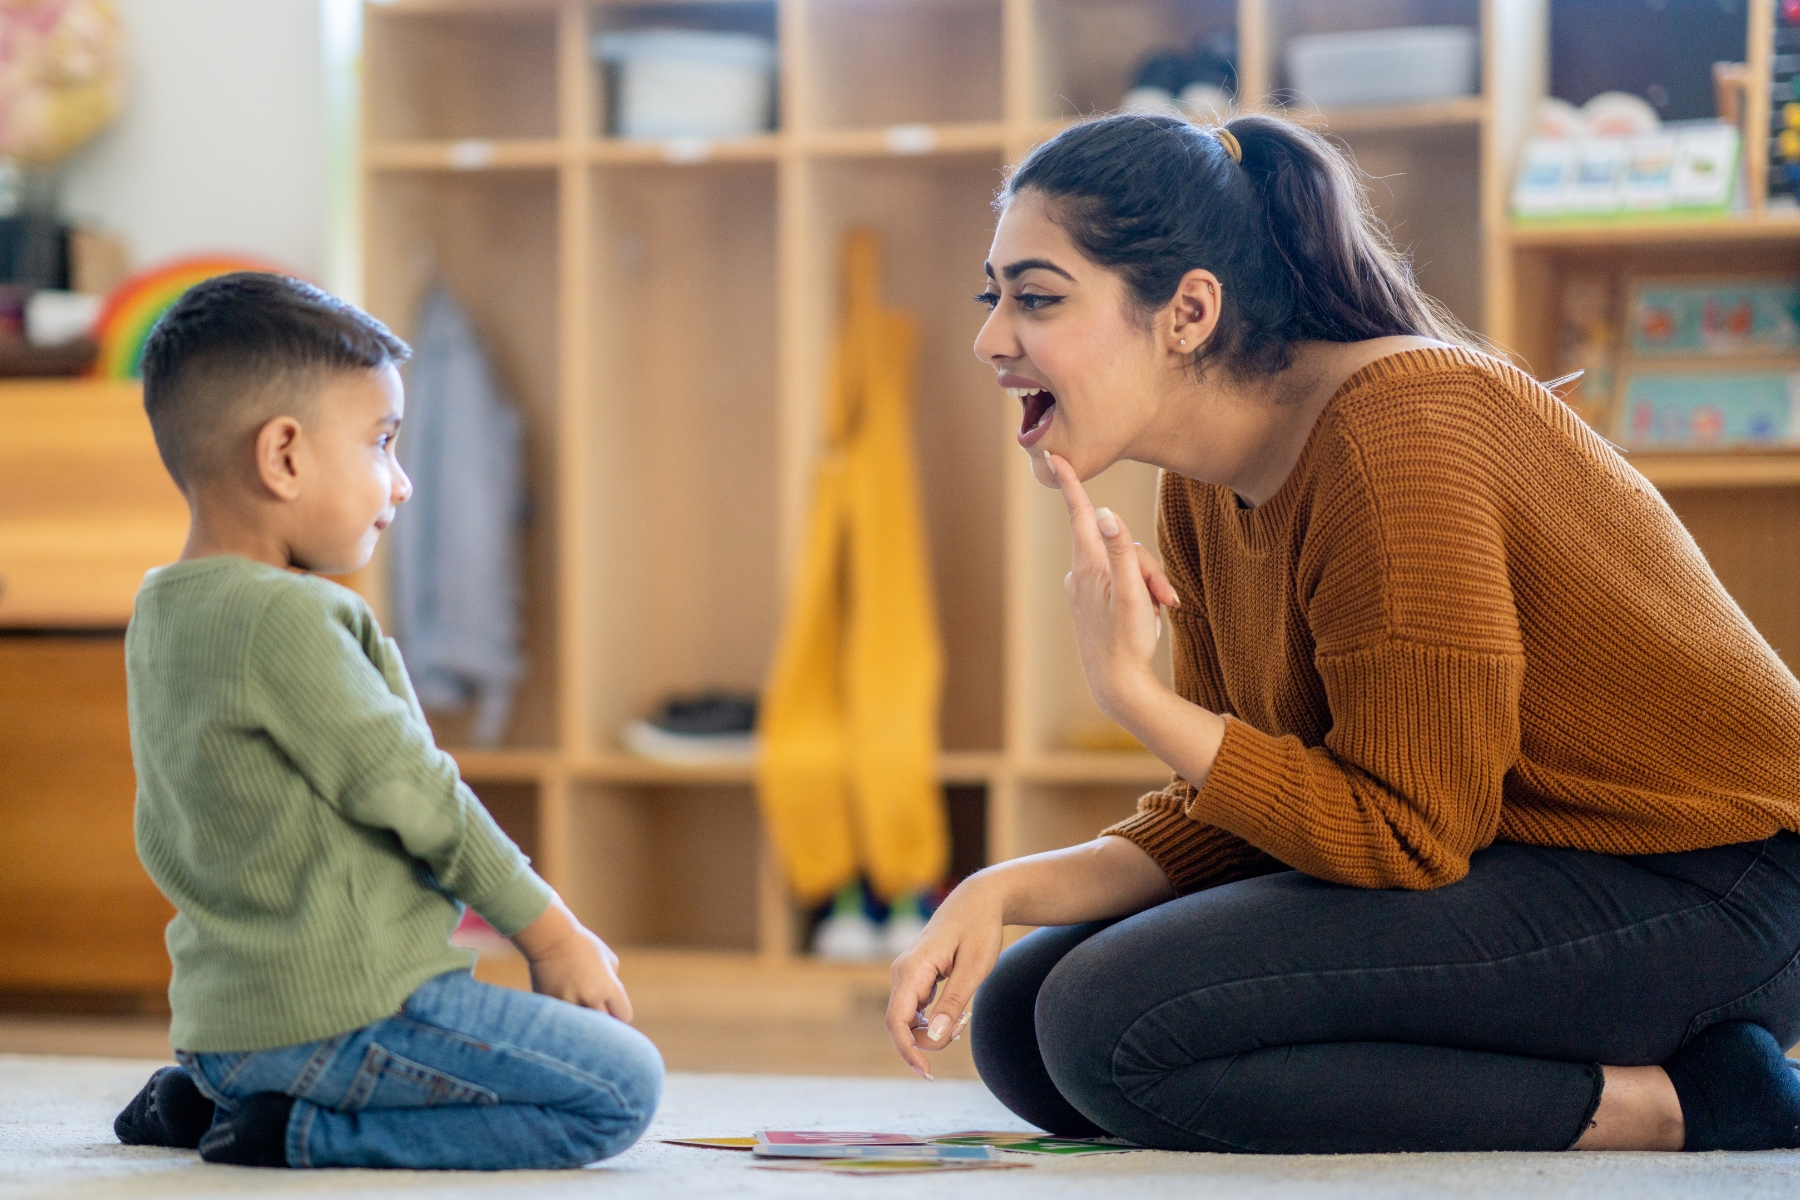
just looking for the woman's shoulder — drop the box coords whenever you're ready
[1316,344,1630,494]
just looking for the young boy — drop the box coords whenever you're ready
[111,273,662,1170]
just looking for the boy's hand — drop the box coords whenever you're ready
[508,897,634,1022]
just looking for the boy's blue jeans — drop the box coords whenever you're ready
[176,970,663,1170]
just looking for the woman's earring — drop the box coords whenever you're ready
[1179,339,1187,345]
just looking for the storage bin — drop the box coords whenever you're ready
[1284,26,1477,110]
[593,29,777,139]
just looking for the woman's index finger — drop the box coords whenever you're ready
[1048,454,1108,561]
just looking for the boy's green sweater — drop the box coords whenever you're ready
[126,556,553,1052]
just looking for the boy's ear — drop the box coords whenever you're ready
[253,416,305,501]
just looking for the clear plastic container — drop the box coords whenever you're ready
[592,29,777,139]
[1284,26,1478,110]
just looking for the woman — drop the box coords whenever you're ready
[885,113,1800,1154]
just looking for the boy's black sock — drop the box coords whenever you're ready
[197,1092,295,1167]
[1664,1021,1800,1151]
[114,1066,216,1149]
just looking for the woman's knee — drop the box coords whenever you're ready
[968,924,1116,1137]
[971,925,1106,1077]
[1033,946,1124,1103]
[1031,923,1224,1140]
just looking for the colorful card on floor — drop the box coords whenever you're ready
[929,1130,1140,1155]
[753,1158,1029,1175]
[662,1136,758,1150]
[753,1142,1004,1161]
[756,1130,926,1146]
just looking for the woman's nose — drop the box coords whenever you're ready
[973,307,1018,366]
[393,462,414,505]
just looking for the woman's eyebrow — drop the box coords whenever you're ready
[984,258,1077,283]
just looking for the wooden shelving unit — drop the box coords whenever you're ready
[361,0,1800,969]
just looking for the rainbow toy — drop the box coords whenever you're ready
[90,254,294,379]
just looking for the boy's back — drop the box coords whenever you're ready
[128,555,547,1053]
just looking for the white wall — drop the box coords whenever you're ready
[61,0,330,283]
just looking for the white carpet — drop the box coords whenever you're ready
[5,1054,1800,1199]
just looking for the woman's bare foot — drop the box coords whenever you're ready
[1571,1065,1684,1151]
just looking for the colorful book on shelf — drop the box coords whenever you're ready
[1615,370,1800,449]
[1512,123,1740,222]
[1629,280,1800,356]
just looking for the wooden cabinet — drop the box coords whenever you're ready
[0,381,187,627]
[0,382,184,1007]
[0,636,173,1008]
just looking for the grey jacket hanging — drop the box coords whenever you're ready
[389,285,525,747]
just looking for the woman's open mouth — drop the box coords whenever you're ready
[1011,386,1056,448]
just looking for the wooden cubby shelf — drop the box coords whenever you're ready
[364,0,1800,963]
[1299,95,1487,133]
[1629,453,1800,490]
[1509,212,1800,249]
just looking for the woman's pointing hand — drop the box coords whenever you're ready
[1046,453,1177,721]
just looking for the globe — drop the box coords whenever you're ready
[0,0,125,166]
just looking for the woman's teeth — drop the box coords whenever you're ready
[1006,386,1047,398]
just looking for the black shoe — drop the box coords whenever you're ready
[197,1092,295,1167]
[114,1066,215,1149]
[1665,1021,1800,1151]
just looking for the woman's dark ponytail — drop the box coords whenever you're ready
[1003,112,1470,377]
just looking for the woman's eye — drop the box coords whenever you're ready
[1018,293,1060,312]
[972,291,1001,310]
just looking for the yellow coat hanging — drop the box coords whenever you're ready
[756,231,947,903]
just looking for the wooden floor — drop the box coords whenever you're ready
[0,946,979,1079]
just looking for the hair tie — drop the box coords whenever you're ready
[1214,125,1242,165]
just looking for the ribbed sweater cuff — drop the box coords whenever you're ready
[1104,786,1282,895]
[1189,716,1356,879]
[1106,800,1210,894]
[464,866,554,937]
[1191,716,1293,831]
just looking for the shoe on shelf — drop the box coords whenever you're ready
[811,911,883,961]
[881,911,927,958]
[621,690,758,765]
[880,890,930,958]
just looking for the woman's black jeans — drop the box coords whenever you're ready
[972,833,1800,1153]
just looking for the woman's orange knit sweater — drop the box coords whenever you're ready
[1105,347,1800,893]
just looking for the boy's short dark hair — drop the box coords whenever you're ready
[142,272,411,489]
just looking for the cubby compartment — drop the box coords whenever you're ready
[1661,488,1800,671]
[1507,241,1800,391]
[1503,235,1800,672]
[1267,0,1483,104]
[583,162,781,749]
[363,169,563,749]
[1339,124,1484,329]
[1031,0,1237,122]
[803,0,1004,130]
[1016,459,1171,757]
[800,154,1009,751]
[1002,783,1146,862]
[465,780,542,866]
[589,2,781,140]
[563,782,762,950]
[364,7,560,142]
[944,784,990,884]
